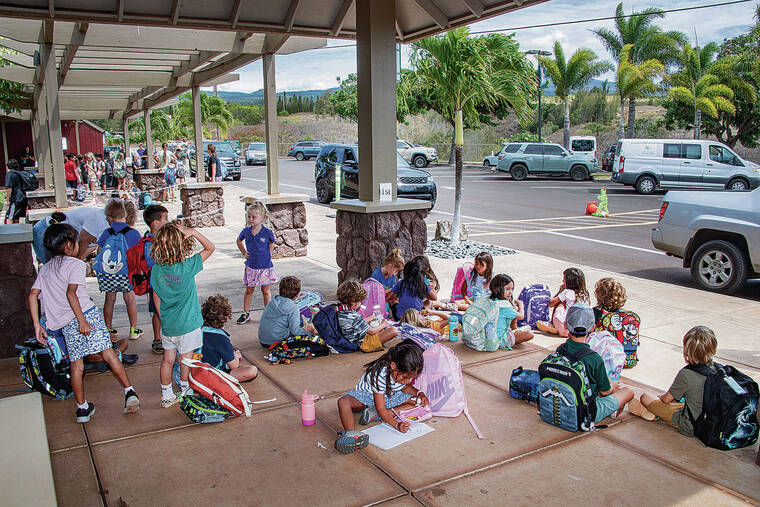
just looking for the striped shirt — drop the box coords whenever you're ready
[335,304,370,344]
[356,367,406,394]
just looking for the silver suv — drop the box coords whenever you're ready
[496,142,598,181]
[651,187,760,293]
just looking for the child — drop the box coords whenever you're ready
[335,341,427,454]
[236,201,278,325]
[392,258,437,318]
[201,295,258,382]
[562,303,634,422]
[628,326,717,438]
[258,276,318,347]
[29,223,139,422]
[489,274,534,349]
[371,248,405,307]
[450,252,493,310]
[537,267,590,337]
[337,280,398,352]
[593,277,627,323]
[151,222,215,407]
[97,199,143,341]
[143,204,169,354]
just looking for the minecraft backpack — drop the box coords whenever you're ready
[16,337,72,400]
[538,344,597,432]
[595,309,641,368]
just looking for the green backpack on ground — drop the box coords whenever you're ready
[538,344,597,432]
[180,394,231,424]
[461,295,501,351]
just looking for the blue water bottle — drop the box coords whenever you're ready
[448,314,459,342]
[484,322,498,352]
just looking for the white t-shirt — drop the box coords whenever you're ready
[32,256,95,330]
[554,288,577,323]
[57,207,109,241]
[356,367,406,395]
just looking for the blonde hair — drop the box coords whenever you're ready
[399,309,429,328]
[683,326,717,365]
[151,222,194,265]
[594,277,627,312]
[336,280,367,305]
[124,200,137,226]
[246,199,269,221]
[105,199,127,220]
[384,248,405,270]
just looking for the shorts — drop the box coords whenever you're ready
[505,325,532,348]
[162,328,203,355]
[646,400,683,427]
[359,333,383,353]
[345,388,412,409]
[6,200,27,220]
[148,289,157,314]
[244,266,279,287]
[66,179,77,189]
[60,306,112,362]
[97,273,133,293]
[595,394,621,423]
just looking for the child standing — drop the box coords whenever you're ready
[392,258,437,318]
[201,295,258,382]
[96,199,143,341]
[450,252,493,309]
[29,223,139,422]
[143,204,169,354]
[151,222,215,407]
[236,201,278,325]
[335,280,398,352]
[489,274,534,349]
[537,267,589,337]
[335,341,427,454]
[258,276,317,347]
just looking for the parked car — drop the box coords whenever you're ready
[483,143,522,167]
[570,135,597,160]
[651,187,760,293]
[396,139,438,168]
[612,138,760,194]
[245,142,267,165]
[188,141,241,180]
[314,144,437,207]
[288,140,326,161]
[495,142,598,181]
[602,144,616,172]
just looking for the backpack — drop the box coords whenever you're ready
[182,358,252,417]
[93,227,131,277]
[359,278,389,320]
[538,344,597,432]
[293,290,323,322]
[180,394,231,424]
[398,323,438,350]
[585,331,626,382]
[450,262,474,301]
[594,309,640,368]
[75,184,87,202]
[138,192,152,210]
[16,170,40,192]
[16,337,73,400]
[509,367,540,402]
[126,232,153,296]
[685,363,759,450]
[461,296,501,351]
[413,343,483,438]
[265,335,330,365]
[172,347,203,388]
[516,284,551,329]
[311,305,359,354]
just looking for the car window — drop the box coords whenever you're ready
[396,152,411,168]
[396,141,406,149]
[709,145,742,166]
[682,144,701,160]
[543,145,565,156]
[326,149,339,164]
[663,143,681,159]
[524,144,543,155]
[248,143,265,150]
[504,144,521,153]
[571,140,594,152]
[343,149,356,164]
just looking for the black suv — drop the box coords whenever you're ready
[314,144,437,207]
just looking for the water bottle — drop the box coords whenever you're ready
[448,314,459,342]
[301,390,319,426]
[484,322,498,352]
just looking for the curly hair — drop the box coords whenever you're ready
[336,280,367,305]
[202,294,233,329]
[594,277,627,312]
[151,222,195,265]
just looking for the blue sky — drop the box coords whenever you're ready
[215,0,758,94]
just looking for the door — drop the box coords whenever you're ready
[542,144,568,173]
[341,147,360,197]
[679,143,704,185]
[705,145,738,187]
[661,143,682,185]
[522,144,544,172]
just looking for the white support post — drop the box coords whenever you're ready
[74,120,81,154]
[34,85,52,187]
[123,117,130,162]
[262,53,279,195]
[143,110,152,169]
[40,43,67,208]
[192,86,204,182]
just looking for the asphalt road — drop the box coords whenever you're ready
[235,158,759,298]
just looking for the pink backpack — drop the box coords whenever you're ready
[413,343,483,438]
[359,278,389,320]
[182,358,252,417]
[450,262,475,301]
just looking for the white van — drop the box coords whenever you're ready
[612,138,760,194]
[570,136,597,160]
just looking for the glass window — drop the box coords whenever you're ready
[396,141,406,149]
[543,145,565,156]
[709,145,742,166]
[683,144,701,160]
[524,144,543,155]
[571,139,594,152]
[327,149,338,164]
[504,144,521,153]
[343,149,356,163]
[663,144,681,159]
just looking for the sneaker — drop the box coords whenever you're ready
[161,392,181,408]
[129,327,144,340]
[108,327,118,336]
[628,398,656,421]
[334,430,369,454]
[76,402,96,423]
[151,340,164,354]
[236,312,250,325]
[124,390,140,414]
[359,406,381,425]
[536,321,559,335]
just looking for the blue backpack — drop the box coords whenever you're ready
[311,305,359,353]
[93,227,131,276]
[517,284,551,329]
[180,394,231,424]
[538,344,597,432]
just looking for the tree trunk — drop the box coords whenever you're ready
[563,99,570,149]
[449,130,456,167]
[694,108,701,140]
[450,109,464,247]
[618,99,625,140]
[627,97,636,138]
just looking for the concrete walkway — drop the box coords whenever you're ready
[1,182,758,506]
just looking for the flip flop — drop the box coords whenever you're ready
[628,398,656,421]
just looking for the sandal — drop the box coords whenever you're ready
[122,354,139,365]
[151,340,164,354]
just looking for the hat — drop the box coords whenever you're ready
[565,303,595,336]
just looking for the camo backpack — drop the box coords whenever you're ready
[538,344,597,432]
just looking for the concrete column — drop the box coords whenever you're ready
[262,53,279,195]
[143,110,152,169]
[122,117,130,161]
[1,121,7,164]
[356,0,397,202]
[40,43,67,208]
[74,120,81,154]
[30,113,40,169]
[191,86,205,182]
[34,86,52,186]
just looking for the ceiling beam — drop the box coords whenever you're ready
[48,0,54,18]
[283,0,301,32]
[412,0,449,29]
[330,0,354,36]
[169,0,181,25]
[229,0,243,28]
[116,0,124,22]
[262,34,289,54]
[41,19,54,44]
[2,52,34,68]
[460,0,484,17]
[59,22,89,85]
[395,19,403,41]
[0,38,37,56]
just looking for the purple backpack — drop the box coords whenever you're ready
[517,284,551,329]
[358,278,388,320]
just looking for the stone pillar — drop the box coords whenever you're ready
[262,53,279,194]
[180,182,224,227]
[0,225,36,358]
[241,194,309,258]
[26,189,73,210]
[134,169,165,200]
[143,110,152,169]
[192,86,205,182]
[40,43,67,208]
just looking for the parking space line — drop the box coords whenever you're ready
[544,231,667,255]
[242,178,315,193]
[461,208,660,226]
[467,220,658,237]
[430,210,492,222]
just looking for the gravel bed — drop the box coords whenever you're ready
[425,239,517,259]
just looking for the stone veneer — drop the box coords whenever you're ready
[181,182,225,228]
[0,225,36,358]
[335,208,428,284]
[241,194,309,259]
[26,189,73,210]
[134,169,165,200]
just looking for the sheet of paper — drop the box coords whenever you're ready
[361,422,434,450]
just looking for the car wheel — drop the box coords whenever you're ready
[316,178,333,204]
[726,178,749,191]
[233,174,241,181]
[510,164,528,181]
[246,159,253,166]
[635,175,657,195]
[483,160,491,167]
[570,165,588,181]
[412,155,428,168]
[295,152,305,161]
[690,240,748,294]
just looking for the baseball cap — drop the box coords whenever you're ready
[565,303,595,336]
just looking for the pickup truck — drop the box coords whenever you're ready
[396,140,438,168]
[651,187,760,293]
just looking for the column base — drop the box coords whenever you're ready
[242,194,309,259]
[0,225,36,358]
[180,182,225,228]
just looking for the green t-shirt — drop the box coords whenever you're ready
[563,339,611,395]
[669,361,716,438]
[150,253,203,337]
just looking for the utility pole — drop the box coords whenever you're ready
[526,50,552,142]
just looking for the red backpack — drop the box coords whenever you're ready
[182,358,252,417]
[126,232,152,296]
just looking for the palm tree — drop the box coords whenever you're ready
[594,2,686,137]
[408,27,535,245]
[176,92,233,137]
[616,44,664,139]
[537,41,612,149]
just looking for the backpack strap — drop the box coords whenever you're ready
[556,343,595,362]
[684,363,720,377]
[463,406,484,439]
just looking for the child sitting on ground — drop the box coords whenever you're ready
[335,341,427,454]
[537,267,590,337]
[29,223,139,423]
[392,258,437,318]
[258,276,318,347]
[143,204,169,354]
[201,295,258,382]
[450,251,493,310]
[337,280,398,352]
[593,277,628,323]
[628,326,718,437]
[489,274,534,349]
[371,248,405,307]
[236,200,278,325]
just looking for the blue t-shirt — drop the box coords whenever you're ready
[201,326,235,372]
[238,225,275,269]
[392,280,433,318]
[496,302,518,342]
[96,222,141,249]
[371,266,397,289]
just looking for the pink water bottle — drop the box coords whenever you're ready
[301,390,319,426]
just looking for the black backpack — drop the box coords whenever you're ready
[686,363,759,450]
[17,170,39,192]
[16,338,73,400]
[311,305,359,354]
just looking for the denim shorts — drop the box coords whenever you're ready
[345,388,412,409]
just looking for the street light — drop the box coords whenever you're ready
[526,50,552,143]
